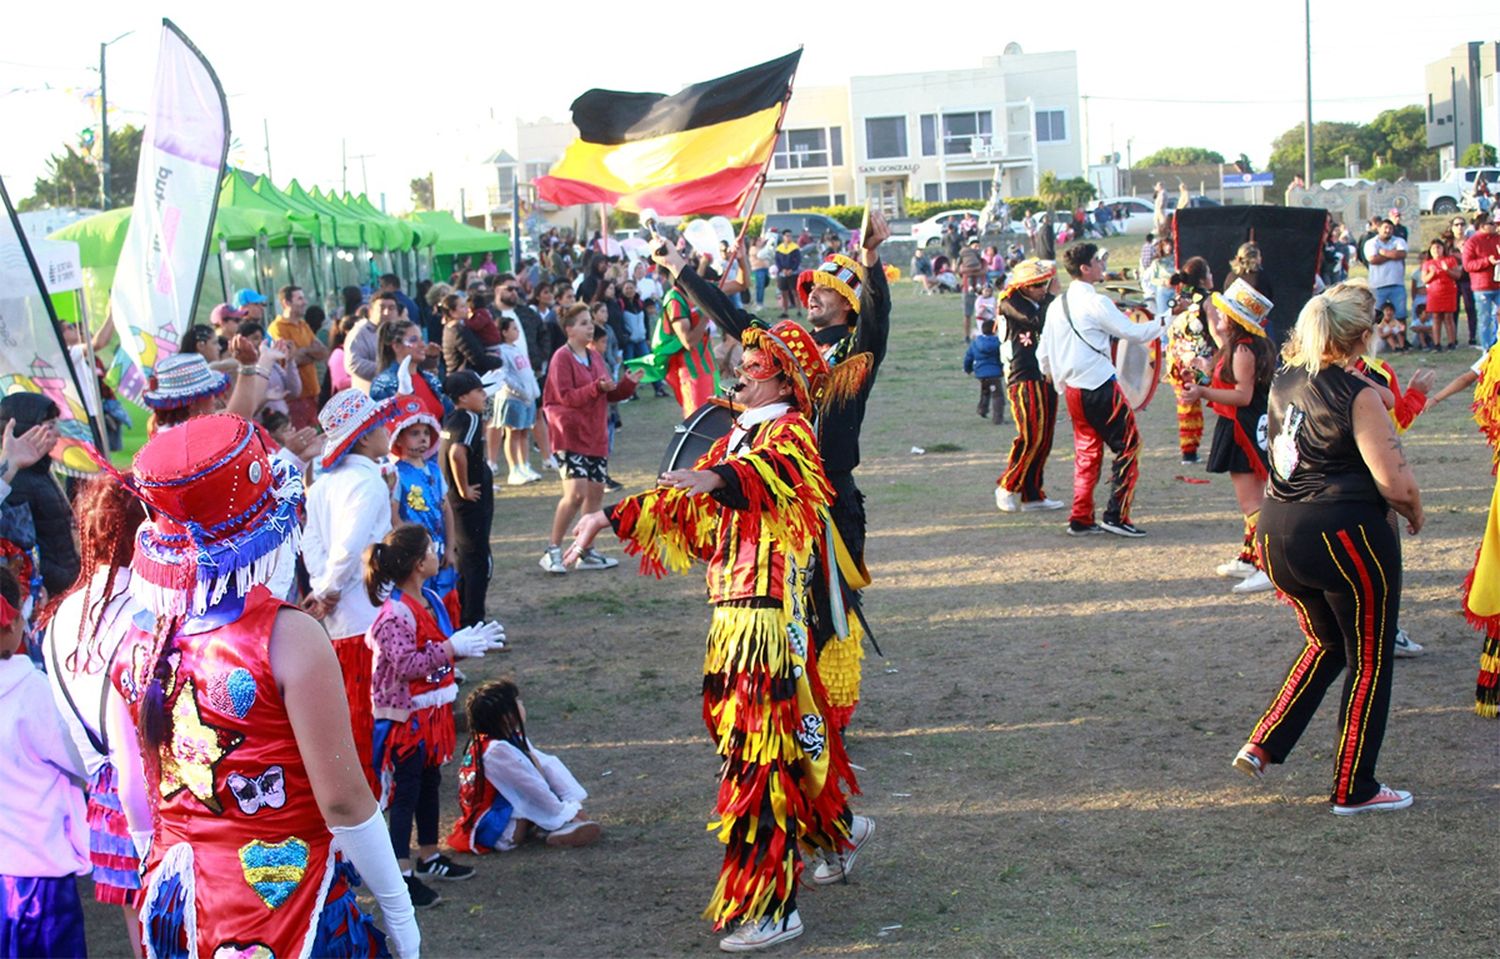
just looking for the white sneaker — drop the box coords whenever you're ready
[1393,628,1424,658]
[521,464,543,482]
[810,814,874,885]
[1216,558,1257,578]
[486,460,501,475]
[507,469,532,486]
[1232,569,1274,594]
[573,548,618,571]
[538,547,567,574]
[994,488,1021,512]
[718,911,803,953]
[542,454,561,471]
[1331,784,1413,815]
[1020,497,1064,511]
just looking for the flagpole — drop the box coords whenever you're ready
[721,50,800,290]
[165,19,230,328]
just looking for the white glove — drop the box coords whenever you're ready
[330,809,420,958]
[449,622,505,659]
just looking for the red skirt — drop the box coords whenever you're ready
[332,635,378,797]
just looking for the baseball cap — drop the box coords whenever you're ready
[232,288,269,309]
[210,303,246,326]
[444,370,484,400]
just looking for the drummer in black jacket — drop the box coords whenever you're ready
[652,211,892,731]
[994,260,1065,513]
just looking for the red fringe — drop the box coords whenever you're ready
[1461,554,1500,636]
[333,636,378,796]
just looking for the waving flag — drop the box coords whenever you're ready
[0,177,105,475]
[109,19,229,400]
[535,50,800,217]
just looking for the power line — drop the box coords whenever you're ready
[1081,93,1420,106]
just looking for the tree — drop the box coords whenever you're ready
[1038,171,1095,211]
[1136,146,1225,168]
[1267,105,1434,195]
[17,124,142,212]
[409,174,434,211]
[1461,143,1498,166]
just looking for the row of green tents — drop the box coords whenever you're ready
[50,169,510,325]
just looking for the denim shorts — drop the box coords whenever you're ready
[500,398,536,430]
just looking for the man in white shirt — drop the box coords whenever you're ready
[1037,243,1168,538]
[1363,219,1408,323]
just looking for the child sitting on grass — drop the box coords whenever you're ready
[1376,302,1407,352]
[365,524,506,908]
[447,677,601,854]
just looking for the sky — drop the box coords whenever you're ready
[3,1,1497,215]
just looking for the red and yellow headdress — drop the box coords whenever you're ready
[797,253,865,318]
[740,319,872,415]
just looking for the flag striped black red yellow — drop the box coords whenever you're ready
[535,50,800,217]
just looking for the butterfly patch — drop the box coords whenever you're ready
[226,766,286,816]
[238,837,309,910]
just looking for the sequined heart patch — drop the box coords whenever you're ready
[238,838,308,909]
[209,668,257,719]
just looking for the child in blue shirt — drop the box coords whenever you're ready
[390,405,461,623]
[963,318,1006,424]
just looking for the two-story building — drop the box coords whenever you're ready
[1425,41,1500,173]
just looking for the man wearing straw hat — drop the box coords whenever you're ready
[994,259,1064,513]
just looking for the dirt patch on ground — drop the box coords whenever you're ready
[84,280,1497,956]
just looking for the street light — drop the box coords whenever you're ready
[99,29,134,209]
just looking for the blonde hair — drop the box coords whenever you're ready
[1230,242,1262,274]
[1281,281,1374,374]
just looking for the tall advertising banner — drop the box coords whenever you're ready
[0,177,104,475]
[108,19,229,400]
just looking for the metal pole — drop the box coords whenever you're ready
[1303,0,1313,186]
[263,118,273,180]
[513,177,522,275]
[99,42,108,208]
[341,139,348,195]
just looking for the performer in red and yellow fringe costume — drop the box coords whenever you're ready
[1164,259,1217,464]
[1431,343,1500,715]
[568,319,874,952]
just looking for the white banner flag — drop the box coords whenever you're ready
[108,19,229,400]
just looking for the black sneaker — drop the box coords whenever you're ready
[1067,521,1102,536]
[1180,451,1199,465]
[603,477,624,493]
[1099,518,1146,538]
[414,853,474,882]
[404,874,442,908]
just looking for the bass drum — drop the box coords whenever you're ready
[659,398,737,474]
[1113,305,1163,411]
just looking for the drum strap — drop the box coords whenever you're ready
[1060,292,1112,361]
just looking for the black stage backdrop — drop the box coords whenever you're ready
[1172,206,1329,343]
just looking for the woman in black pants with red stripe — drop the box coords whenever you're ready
[1234,281,1425,815]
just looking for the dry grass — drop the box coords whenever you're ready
[83,278,1498,957]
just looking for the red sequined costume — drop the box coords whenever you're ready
[118,587,384,957]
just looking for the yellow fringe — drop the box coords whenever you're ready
[819,618,864,723]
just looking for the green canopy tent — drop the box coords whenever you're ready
[50,203,308,328]
[404,211,510,278]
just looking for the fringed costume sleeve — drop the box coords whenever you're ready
[608,481,722,577]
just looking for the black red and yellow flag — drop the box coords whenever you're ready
[534,50,800,217]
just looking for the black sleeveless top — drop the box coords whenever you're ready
[1266,364,1382,505]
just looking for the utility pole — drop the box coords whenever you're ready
[350,153,374,195]
[97,31,134,208]
[1080,95,1091,172]
[341,139,348,194]
[1303,0,1313,186]
[263,118,273,180]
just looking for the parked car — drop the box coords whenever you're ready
[1417,167,1500,214]
[911,210,978,248]
[1086,196,1156,235]
[761,212,851,249]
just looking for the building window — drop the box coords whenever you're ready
[774,128,834,170]
[919,111,995,155]
[775,194,839,212]
[830,127,843,167]
[865,116,907,159]
[523,161,551,182]
[946,180,991,201]
[496,166,515,193]
[923,182,941,202]
[1036,110,1067,143]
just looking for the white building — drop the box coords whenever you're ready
[513,47,1082,224]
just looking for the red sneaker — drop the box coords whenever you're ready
[1332,785,1413,816]
[1232,743,1271,779]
